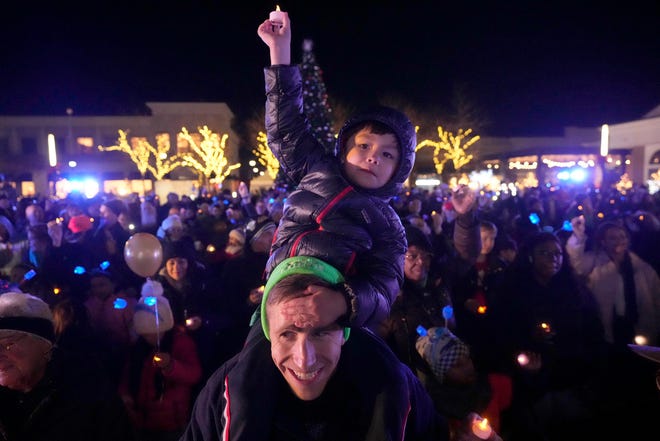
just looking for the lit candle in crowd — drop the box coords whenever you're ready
[517,352,529,366]
[477,305,487,314]
[269,5,285,29]
[471,416,493,440]
[153,355,162,363]
[634,334,648,345]
[186,318,194,327]
[539,322,551,333]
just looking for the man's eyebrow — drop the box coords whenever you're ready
[281,323,342,333]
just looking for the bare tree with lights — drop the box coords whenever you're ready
[415,126,480,175]
[98,130,183,180]
[178,125,241,188]
[252,131,280,179]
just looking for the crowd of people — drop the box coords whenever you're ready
[2,8,660,441]
[2,166,660,441]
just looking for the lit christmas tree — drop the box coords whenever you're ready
[300,38,335,154]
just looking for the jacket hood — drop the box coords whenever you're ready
[336,105,416,199]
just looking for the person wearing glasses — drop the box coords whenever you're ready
[485,231,607,440]
[0,291,136,441]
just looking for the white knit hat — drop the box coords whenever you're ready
[161,214,183,232]
[0,291,54,343]
[133,280,174,335]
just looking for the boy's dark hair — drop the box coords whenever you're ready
[339,121,399,152]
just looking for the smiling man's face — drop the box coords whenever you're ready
[267,301,345,400]
[0,331,51,392]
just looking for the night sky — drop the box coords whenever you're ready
[1,0,658,136]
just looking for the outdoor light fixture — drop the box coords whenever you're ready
[48,134,57,167]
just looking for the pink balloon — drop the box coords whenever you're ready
[124,233,163,277]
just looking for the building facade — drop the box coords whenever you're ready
[0,102,239,197]
[1,102,659,198]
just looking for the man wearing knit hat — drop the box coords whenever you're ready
[0,291,136,441]
[181,256,449,441]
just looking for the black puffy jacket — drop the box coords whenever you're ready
[263,65,417,327]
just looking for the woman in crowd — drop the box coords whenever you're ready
[488,231,607,440]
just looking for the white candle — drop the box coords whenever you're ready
[471,417,492,440]
[269,5,285,29]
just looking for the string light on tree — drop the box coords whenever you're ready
[178,126,241,187]
[415,126,479,175]
[98,130,183,180]
[252,131,280,179]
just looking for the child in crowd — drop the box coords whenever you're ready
[453,220,507,360]
[258,9,414,329]
[257,10,478,330]
[416,326,494,435]
[119,282,202,441]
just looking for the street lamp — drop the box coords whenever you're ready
[66,107,74,152]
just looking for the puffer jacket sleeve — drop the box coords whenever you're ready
[345,207,406,327]
[264,65,325,185]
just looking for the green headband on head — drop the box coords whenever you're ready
[261,256,350,341]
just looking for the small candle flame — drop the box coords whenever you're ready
[477,305,487,314]
[186,318,194,327]
[153,355,162,362]
[478,418,490,430]
[634,334,648,345]
[275,4,281,11]
[540,322,551,333]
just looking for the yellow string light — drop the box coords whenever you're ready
[252,131,280,179]
[99,130,183,179]
[178,126,241,185]
[415,126,479,174]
